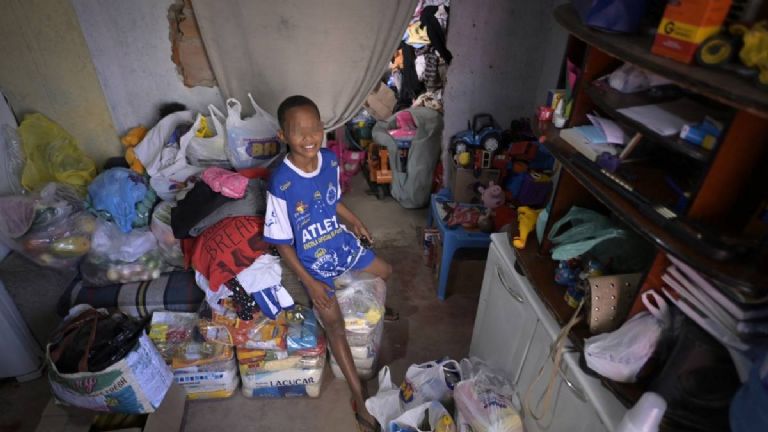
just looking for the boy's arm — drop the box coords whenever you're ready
[337,202,372,241]
[275,244,334,310]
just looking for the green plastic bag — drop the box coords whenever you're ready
[18,113,96,192]
[548,206,652,273]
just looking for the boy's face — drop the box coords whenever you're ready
[279,106,324,160]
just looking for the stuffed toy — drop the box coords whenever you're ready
[478,181,505,209]
[121,126,148,174]
[513,206,542,249]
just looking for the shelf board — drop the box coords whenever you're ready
[555,4,768,119]
[584,82,713,162]
[541,124,768,296]
[512,233,643,408]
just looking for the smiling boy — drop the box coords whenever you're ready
[264,95,390,431]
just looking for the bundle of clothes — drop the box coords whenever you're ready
[389,0,452,113]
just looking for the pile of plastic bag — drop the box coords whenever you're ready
[366,358,523,432]
[329,272,387,380]
[149,311,238,400]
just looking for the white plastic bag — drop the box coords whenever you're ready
[390,401,457,432]
[133,111,202,201]
[400,359,462,410]
[224,94,283,170]
[366,366,403,431]
[186,105,230,168]
[455,358,523,432]
[584,290,670,383]
[91,219,157,263]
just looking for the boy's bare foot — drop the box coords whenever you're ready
[352,399,379,432]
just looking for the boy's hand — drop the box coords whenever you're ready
[306,279,334,311]
[352,224,373,245]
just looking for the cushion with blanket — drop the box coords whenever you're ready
[58,271,204,319]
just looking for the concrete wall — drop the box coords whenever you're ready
[442,0,568,154]
[71,0,224,135]
[0,0,120,165]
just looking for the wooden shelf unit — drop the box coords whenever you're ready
[510,2,768,411]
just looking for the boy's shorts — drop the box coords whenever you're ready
[311,247,376,297]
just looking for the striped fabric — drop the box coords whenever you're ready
[59,271,204,319]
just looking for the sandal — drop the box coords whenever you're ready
[384,306,399,322]
[351,399,380,432]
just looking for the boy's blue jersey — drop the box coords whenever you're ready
[264,149,365,282]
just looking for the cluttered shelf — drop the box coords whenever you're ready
[540,124,768,295]
[583,81,714,162]
[512,232,645,408]
[554,4,768,119]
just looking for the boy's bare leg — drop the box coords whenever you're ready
[315,297,377,429]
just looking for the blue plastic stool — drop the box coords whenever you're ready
[428,190,492,300]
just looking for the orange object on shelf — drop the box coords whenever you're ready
[651,0,732,64]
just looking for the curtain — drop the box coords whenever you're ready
[193,0,418,129]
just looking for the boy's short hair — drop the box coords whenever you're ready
[277,95,320,129]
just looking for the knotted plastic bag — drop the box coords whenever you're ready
[18,113,96,192]
[88,168,156,233]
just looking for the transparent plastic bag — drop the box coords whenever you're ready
[454,358,523,432]
[335,271,386,332]
[88,168,156,233]
[18,113,96,193]
[80,220,165,286]
[150,201,183,267]
[0,183,95,268]
[0,125,25,196]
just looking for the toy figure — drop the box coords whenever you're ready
[478,181,505,209]
[513,206,542,249]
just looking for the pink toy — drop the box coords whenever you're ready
[478,181,505,209]
[201,167,248,198]
[387,111,418,140]
[327,140,365,193]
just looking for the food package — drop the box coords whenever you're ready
[240,359,325,399]
[329,272,387,380]
[173,356,239,400]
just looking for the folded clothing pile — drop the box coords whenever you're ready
[232,305,327,398]
[328,272,387,380]
[149,311,238,400]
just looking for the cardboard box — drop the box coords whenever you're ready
[364,82,396,121]
[651,0,732,63]
[450,161,500,203]
[35,383,186,432]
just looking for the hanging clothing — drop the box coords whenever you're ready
[420,6,452,64]
[423,50,441,90]
[397,42,424,109]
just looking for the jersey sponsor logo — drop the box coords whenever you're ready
[280,180,291,191]
[313,190,322,201]
[295,201,308,215]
